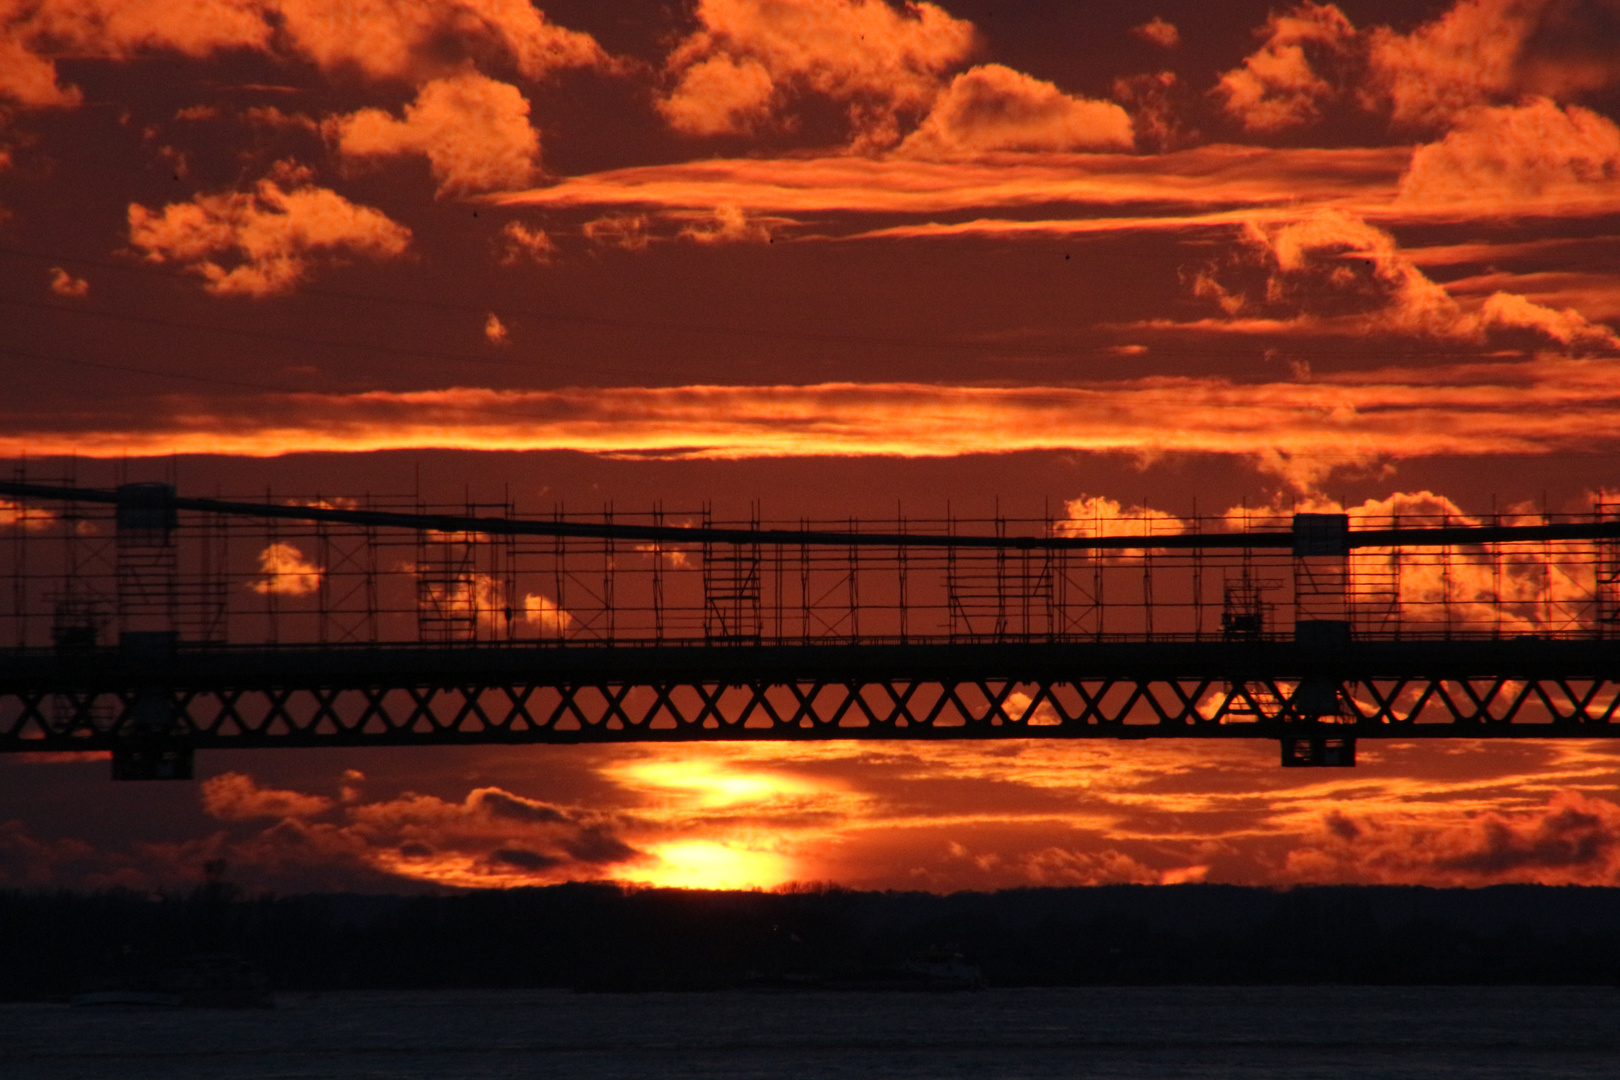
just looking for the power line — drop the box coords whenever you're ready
[0,243,1468,364]
[0,345,298,393]
[5,479,1618,551]
[0,297,670,381]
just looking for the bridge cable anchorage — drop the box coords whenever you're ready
[2,481,1618,778]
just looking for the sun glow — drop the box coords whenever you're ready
[623,841,796,890]
[611,759,821,808]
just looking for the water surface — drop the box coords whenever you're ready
[4,986,1618,1079]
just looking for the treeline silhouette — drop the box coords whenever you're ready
[4,882,1620,999]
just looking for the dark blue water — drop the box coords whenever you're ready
[4,986,1619,1079]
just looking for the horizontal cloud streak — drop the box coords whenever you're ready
[493,145,1412,217]
[12,360,1620,487]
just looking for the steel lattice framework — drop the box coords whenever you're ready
[2,480,1619,776]
[4,640,1619,774]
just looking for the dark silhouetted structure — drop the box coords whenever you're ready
[2,478,1619,776]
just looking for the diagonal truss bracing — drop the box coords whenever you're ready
[3,640,1619,752]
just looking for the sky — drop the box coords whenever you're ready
[4,0,1620,895]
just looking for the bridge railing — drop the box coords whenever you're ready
[2,477,1618,651]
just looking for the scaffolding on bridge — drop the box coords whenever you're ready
[3,472,1620,777]
[3,472,1618,652]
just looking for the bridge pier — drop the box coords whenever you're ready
[111,744,194,780]
[1280,735,1356,768]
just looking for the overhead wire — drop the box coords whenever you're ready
[0,243,1471,367]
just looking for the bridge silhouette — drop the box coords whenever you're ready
[2,477,1618,778]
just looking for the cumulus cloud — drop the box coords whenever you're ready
[583,213,649,251]
[46,266,87,297]
[1477,290,1620,347]
[248,542,322,595]
[1210,0,1620,134]
[273,0,609,83]
[484,312,508,344]
[1214,2,1360,132]
[676,204,772,244]
[896,64,1133,157]
[1292,489,1600,632]
[203,772,334,821]
[656,53,778,137]
[329,783,646,888]
[1111,70,1190,151]
[498,220,556,264]
[1058,495,1185,538]
[0,0,271,108]
[126,162,411,296]
[1367,0,1620,128]
[657,0,976,148]
[327,69,541,196]
[417,571,510,638]
[1185,208,1620,350]
[1286,792,1620,885]
[1017,846,1167,885]
[0,0,609,109]
[1055,495,1189,560]
[1397,97,1620,212]
[1132,17,1179,49]
[523,593,574,637]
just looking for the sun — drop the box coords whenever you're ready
[619,841,796,890]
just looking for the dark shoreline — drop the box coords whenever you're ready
[4,883,1620,1000]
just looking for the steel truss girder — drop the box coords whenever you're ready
[1,676,1617,749]
[2,638,1620,750]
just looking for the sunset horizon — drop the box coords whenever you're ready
[4,0,1620,897]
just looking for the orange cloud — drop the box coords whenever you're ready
[655,52,777,138]
[273,0,609,84]
[327,69,541,196]
[1285,791,1620,885]
[896,64,1133,157]
[522,592,574,637]
[0,499,55,529]
[492,145,1412,218]
[1208,0,1620,135]
[1318,490,1597,633]
[497,219,556,264]
[16,359,1620,491]
[1367,0,1620,128]
[0,0,271,108]
[1441,269,1620,322]
[1112,70,1189,152]
[202,772,334,821]
[308,783,646,889]
[1397,98,1620,216]
[248,542,322,596]
[0,0,608,111]
[1131,17,1179,49]
[7,738,1620,893]
[1214,2,1359,132]
[676,203,773,244]
[46,266,87,297]
[656,0,976,147]
[484,312,508,343]
[583,212,649,251]
[1173,209,1620,351]
[126,161,411,296]
[1057,495,1185,548]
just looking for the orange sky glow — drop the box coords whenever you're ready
[4,0,1620,894]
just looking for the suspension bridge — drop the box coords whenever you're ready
[1,477,1618,778]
